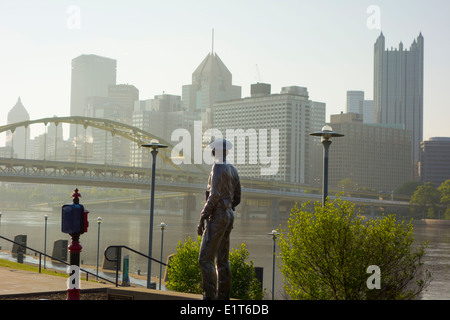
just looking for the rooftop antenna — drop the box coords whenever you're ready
[255,64,262,83]
[211,28,214,54]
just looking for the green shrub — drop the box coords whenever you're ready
[166,236,265,299]
[229,243,265,300]
[166,236,202,294]
[277,198,431,300]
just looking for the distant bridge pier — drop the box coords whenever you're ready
[239,201,249,220]
[183,193,199,220]
[271,198,279,226]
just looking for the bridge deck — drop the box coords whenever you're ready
[0,157,410,207]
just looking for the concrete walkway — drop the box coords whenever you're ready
[0,266,204,300]
[0,266,113,296]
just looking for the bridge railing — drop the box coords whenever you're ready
[104,245,170,288]
[0,234,116,286]
[0,157,413,204]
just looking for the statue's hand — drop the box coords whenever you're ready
[197,217,205,236]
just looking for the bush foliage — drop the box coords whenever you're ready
[166,236,265,299]
[277,198,432,300]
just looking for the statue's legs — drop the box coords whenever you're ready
[217,211,234,299]
[199,210,234,299]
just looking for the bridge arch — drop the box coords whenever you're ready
[0,116,208,174]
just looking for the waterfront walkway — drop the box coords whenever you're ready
[0,265,112,297]
[0,266,203,300]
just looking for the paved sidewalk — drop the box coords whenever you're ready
[0,266,113,296]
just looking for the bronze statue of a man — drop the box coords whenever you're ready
[197,138,241,300]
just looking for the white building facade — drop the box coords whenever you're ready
[212,85,325,184]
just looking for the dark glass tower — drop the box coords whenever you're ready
[373,32,424,178]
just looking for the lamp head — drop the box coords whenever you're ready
[268,229,280,239]
[141,139,168,150]
[309,125,344,141]
[160,222,168,230]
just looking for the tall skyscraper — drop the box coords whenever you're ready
[131,94,197,168]
[346,91,364,114]
[108,84,139,124]
[6,97,30,158]
[310,100,327,186]
[346,90,374,124]
[373,32,424,177]
[32,119,69,161]
[70,54,117,139]
[362,100,374,124]
[182,51,241,126]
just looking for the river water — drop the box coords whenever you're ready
[0,210,448,300]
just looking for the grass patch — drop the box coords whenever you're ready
[0,258,110,284]
[0,258,67,278]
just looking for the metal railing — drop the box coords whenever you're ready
[0,234,116,285]
[104,245,170,287]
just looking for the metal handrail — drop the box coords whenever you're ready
[0,234,116,285]
[104,245,170,287]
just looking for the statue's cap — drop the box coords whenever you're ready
[209,138,233,150]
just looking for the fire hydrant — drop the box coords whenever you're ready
[61,188,89,300]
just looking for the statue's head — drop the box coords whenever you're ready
[210,138,232,162]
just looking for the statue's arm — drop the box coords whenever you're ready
[200,164,222,219]
[232,174,241,210]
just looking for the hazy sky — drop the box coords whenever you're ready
[1,0,449,142]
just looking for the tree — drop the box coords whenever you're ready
[338,178,356,191]
[166,236,264,299]
[277,198,431,300]
[438,180,450,219]
[338,178,356,196]
[229,243,265,300]
[395,181,422,197]
[410,182,441,218]
[165,236,202,294]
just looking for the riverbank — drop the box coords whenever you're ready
[421,219,450,226]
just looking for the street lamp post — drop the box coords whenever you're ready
[159,222,168,290]
[44,215,48,269]
[268,229,279,300]
[96,217,102,279]
[142,139,168,289]
[310,125,344,206]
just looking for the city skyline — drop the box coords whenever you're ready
[1,1,449,143]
